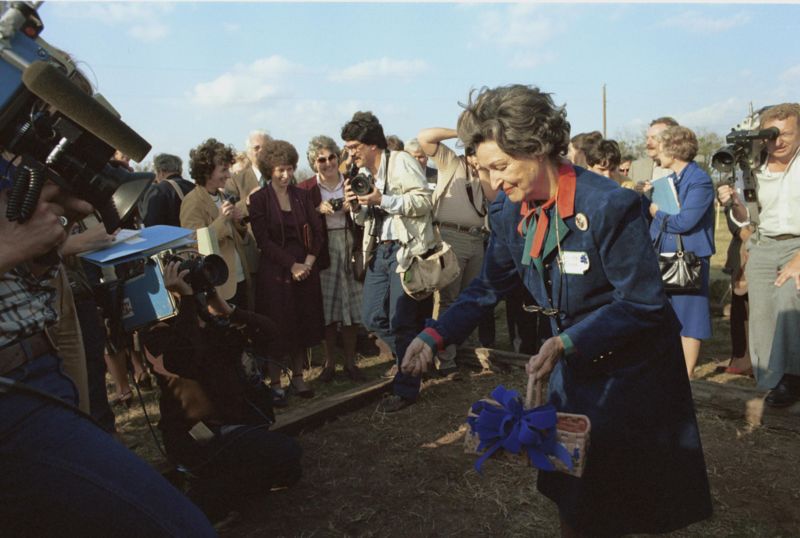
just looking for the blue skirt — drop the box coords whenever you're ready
[667,256,712,339]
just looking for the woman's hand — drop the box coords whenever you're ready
[163,261,192,296]
[526,336,565,383]
[220,200,235,220]
[318,201,334,215]
[290,262,310,281]
[400,337,434,377]
[649,202,659,218]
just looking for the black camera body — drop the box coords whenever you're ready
[160,251,229,294]
[329,197,344,211]
[1,2,153,233]
[350,173,374,196]
[711,107,777,208]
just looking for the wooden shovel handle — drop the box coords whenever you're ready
[525,373,543,410]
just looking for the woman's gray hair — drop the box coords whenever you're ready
[306,135,341,169]
[457,84,571,161]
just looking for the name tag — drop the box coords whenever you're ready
[561,251,590,275]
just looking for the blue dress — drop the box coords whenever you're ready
[648,161,715,339]
[428,165,712,536]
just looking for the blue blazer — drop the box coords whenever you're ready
[648,161,715,257]
[427,165,711,532]
[431,166,677,371]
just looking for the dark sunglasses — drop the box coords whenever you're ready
[316,155,338,164]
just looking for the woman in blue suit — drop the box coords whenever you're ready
[648,126,715,378]
[401,85,711,537]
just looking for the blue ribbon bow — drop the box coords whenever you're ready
[467,385,573,473]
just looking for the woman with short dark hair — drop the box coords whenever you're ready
[649,125,715,378]
[402,84,712,537]
[181,138,251,307]
[248,139,324,404]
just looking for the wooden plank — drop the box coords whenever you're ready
[456,346,529,371]
[272,378,393,436]
[689,379,800,432]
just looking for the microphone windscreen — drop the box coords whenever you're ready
[21,61,151,162]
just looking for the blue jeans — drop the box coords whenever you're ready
[0,353,215,537]
[361,242,432,401]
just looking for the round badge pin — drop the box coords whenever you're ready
[575,212,589,231]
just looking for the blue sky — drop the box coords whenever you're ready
[35,1,800,177]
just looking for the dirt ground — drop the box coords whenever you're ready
[109,209,800,536]
[216,368,799,538]
[115,351,800,538]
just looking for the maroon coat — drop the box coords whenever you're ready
[297,176,330,270]
[248,184,324,355]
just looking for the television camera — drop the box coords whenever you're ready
[1,1,154,234]
[711,106,777,210]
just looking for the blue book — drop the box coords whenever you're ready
[80,225,195,266]
[651,175,680,215]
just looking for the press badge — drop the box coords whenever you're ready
[561,251,590,275]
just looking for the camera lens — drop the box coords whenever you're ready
[195,254,228,288]
[350,174,373,196]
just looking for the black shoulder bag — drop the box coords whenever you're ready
[653,223,702,293]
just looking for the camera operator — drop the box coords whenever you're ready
[0,164,215,535]
[341,112,436,413]
[144,260,302,524]
[718,103,800,407]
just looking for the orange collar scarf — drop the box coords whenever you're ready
[517,162,576,260]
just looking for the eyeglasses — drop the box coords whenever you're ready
[619,167,630,174]
[316,155,338,164]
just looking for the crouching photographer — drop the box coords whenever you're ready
[144,260,302,524]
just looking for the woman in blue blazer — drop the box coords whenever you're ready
[400,85,711,537]
[648,126,715,378]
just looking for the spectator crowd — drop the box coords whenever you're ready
[4,74,799,533]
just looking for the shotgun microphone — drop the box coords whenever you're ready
[21,61,151,161]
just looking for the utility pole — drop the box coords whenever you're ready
[602,84,607,138]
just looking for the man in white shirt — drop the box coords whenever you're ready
[341,112,436,412]
[718,103,800,407]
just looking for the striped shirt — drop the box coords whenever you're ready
[0,264,59,348]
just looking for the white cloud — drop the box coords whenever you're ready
[678,98,747,132]
[223,22,240,33]
[51,2,174,43]
[476,4,564,68]
[661,11,749,33]
[128,23,169,43]
[330,58,429,82]
[189,55,303,107]
[780,64,800,82]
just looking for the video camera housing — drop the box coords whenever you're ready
[0,1,153,232]
[711,106,776,207]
